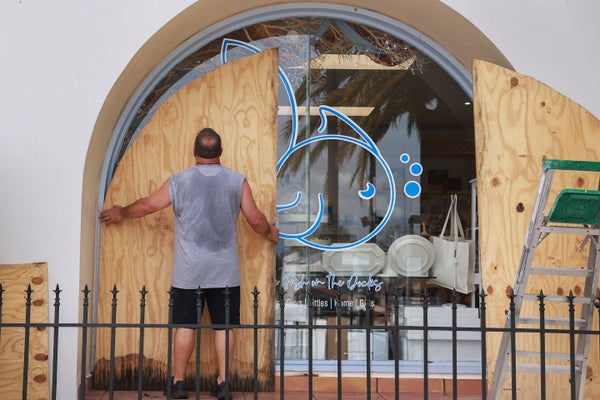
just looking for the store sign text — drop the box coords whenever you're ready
[277,271,383,292]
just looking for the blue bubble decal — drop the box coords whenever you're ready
[410,162,423,176]
[404,181,421,199]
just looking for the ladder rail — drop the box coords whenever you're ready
[488,167,555,399]
[488,161,600,400]
[513,167,556,313]
[574,238,600,400]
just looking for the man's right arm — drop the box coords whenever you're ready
[100,179,172,224]
[240,179,279,243]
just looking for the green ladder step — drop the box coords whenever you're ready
[543,159,600,173]
[547,189,600,225]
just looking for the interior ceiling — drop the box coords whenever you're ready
[417,61,473,135]
[315,59,474,141]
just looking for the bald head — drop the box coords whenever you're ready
[194,128,222,159]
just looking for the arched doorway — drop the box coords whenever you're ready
[81,0,512,390]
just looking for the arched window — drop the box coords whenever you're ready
[100,6,479,368]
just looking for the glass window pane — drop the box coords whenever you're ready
[124,16,476,363]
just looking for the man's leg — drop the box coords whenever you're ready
[214,329,235,384]
[173,327,196,382]
[206,287,239,398]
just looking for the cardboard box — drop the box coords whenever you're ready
[326,317,349,360]
[275,318,327,360]
[347,329,389,361]
[401,306,481,362]
[275,302,307,323]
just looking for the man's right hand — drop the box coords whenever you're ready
[100,206,124,224]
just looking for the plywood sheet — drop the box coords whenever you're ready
[0,262,49,400]
[96,49,278,390]
[473,60,600,398]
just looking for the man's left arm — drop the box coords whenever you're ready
[100,179,171,224]
[240,179,279,243]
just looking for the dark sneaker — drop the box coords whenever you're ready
[210,380,233,400]
[209,375,219,397]
[171,380,189,399]
[209,373,220,397]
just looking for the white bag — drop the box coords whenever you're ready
[428,195,475,294]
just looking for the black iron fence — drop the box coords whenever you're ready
[1,283,599,400]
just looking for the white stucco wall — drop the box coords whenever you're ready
[442,0,600,122]
[0,1,196,398]
[0,1,598,398]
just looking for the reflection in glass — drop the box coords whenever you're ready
[122,16,476,363]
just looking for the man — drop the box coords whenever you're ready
[100,127,279,399]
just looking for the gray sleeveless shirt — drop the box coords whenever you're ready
[168,164,245,289]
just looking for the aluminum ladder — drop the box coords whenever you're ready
[488,159,600,400]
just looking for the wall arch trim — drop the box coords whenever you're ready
[80,0,512,371]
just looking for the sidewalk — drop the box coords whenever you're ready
[85,391,482,399]
[85,375,483,399]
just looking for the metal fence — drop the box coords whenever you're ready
[1,283,599,400]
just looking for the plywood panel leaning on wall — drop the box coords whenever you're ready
[0,262,49,399]
[96,49,278,391]
[473,59,600,399]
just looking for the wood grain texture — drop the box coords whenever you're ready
[96,49,278,390]
[0,262,49,400]
[473,59,600,399]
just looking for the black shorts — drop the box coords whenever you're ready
[171,286,240,329]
